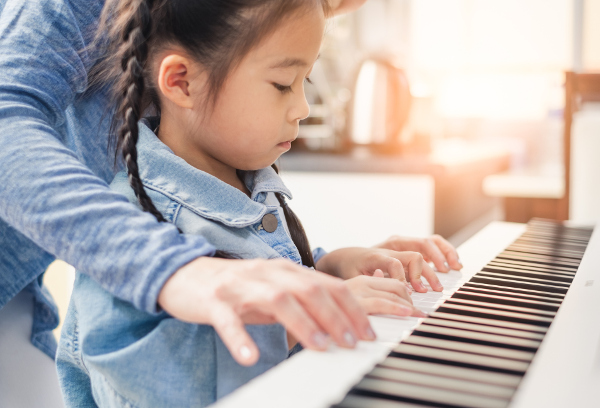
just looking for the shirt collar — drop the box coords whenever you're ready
[135,120,293,228]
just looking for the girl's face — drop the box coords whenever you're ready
[163,7,326,179]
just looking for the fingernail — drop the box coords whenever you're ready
[366,327,376,340]
[416,282,426,292]
[458,258,464,267]
[343,331,357,347]
[240,345,252,360]
[312,332,328,348]
[414,309,428,318]
[444,261,450,270]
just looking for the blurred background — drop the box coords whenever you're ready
[46,0,600,336]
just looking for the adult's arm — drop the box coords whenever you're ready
[0,0,213,314]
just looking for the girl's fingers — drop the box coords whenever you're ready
[359,275,412,303]
[423,238,451,273]
[360,297,426,317]
[430,234,463,270]
[315,274,376,342]
[419,261,444,292]
[296,275,370,347]
[365,254,406,282]
[210,304,260,366]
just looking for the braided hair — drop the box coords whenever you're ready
[271,165,315,268]
[110,0,165,221]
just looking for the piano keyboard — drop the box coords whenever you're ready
[212,220,600,408]
[333,219,593,408]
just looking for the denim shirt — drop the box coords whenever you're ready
[0,0,215,357]
[57,121,302,407]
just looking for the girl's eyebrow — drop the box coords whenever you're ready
[269,54,320,69]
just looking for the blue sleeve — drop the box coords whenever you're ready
[312,247,328,265]
[0,0,214,314]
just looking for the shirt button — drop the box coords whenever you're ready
[261,213,278,233]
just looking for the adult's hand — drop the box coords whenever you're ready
[330,0,368,15]
[157,257,375,366]
[374,235,463,273]
[316,247,443,293]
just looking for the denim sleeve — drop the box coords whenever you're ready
[312,247,328,265]
[0,0,215,313]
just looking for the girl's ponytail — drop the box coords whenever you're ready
[115,0,166,223]
[271,165,315,268]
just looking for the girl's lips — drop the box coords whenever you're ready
[278,141,292,149]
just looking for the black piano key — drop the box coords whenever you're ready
[351,377,511,408]
[436,303,553,326]
[422,317,545,340]
[413,324,542,350]
[481,266,574,283]
[391,343,529,374]
[452,290,560,312]
[334,394,429,408]
[505,244,583,260]
[378,357,522,388]
[402,336,535,361]
[486,261,576,276]
[477,270,572,287]
[496,251,581,268]
[443,298,557,317]
[487,258,578,273]
[462,282,565,301]
[430,312,548,334]
[366,366,515,399]
[514,235,589,248]
[470,275,569,294]
[458,284,563,304]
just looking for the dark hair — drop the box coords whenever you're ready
[98,0,328,266]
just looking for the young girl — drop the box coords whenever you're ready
[56,0,444,406]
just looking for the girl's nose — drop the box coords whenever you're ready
[289,91,310,123]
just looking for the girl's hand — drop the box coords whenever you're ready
[158,257,375,367]
[345,270,426,317]
[315,247,443,293]
[374,234,463,273]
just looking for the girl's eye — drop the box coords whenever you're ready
[273,83,292,94]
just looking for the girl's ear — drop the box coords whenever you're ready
[157,54,204,109]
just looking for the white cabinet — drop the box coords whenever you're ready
[279,171,434,251]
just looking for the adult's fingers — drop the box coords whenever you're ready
[210,304,260,366]
[267,289,329,351]
[430,234,463,270]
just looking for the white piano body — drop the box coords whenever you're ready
[212,221,600,408]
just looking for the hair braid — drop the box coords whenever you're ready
[116,0,166,223]
[271,165,315,268]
